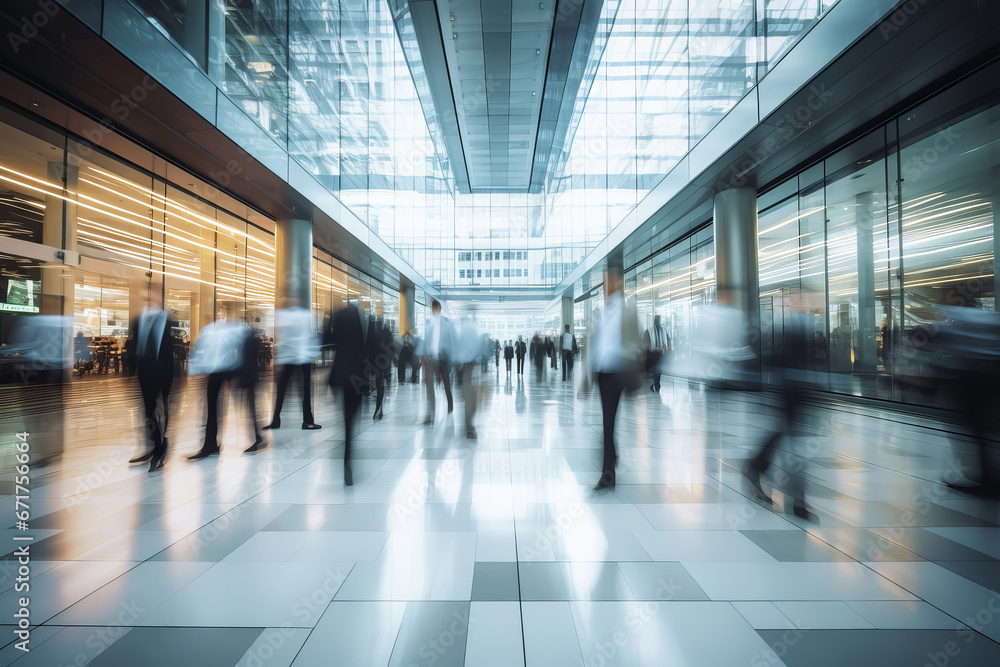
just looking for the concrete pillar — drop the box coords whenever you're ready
[714,186,761,360]
[276,218,312,309]
[561,287,574,333]
[399,276,416,334]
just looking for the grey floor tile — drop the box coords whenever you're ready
[471,562,519,601]
[867,527,996,561]
[88,627,262,667]
[936,560,1000,592]
[807,527,925,562]
[741,530,853,561]
[757,629,1000,667]
[386,601,470,667]
[519,562,634,601]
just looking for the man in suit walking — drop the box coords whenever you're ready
[129,297,175,472]
[590,267,641,490]
[504,340,514,375]
[642,315,670,392]
[328,303,367,486]
[515,336,526,375]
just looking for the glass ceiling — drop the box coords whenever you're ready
[220,0,839,291]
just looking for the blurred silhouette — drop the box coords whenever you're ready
[928,287,1000,495]
[187,320,264,459]
[743,288,818,518]
[515,336,526,375]
[369,316,394,421]
[420,300,454,424]
[642,315,670,392]
[561,325,577,381]
[328,302,367,486]
[494,338,501,368]
[130,301,176,472]
[457,313,483,439]
[266,303,321,431]
[589,267,642,490]
[504,339,514,375]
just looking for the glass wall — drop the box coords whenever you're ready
[756,62,999,404]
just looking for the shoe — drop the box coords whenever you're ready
[244,438,265,453]
[792,501,818,522]
[344,464,354,487]
[593,471,616,491]
[301,423,322,430]
[130,449,154,464]
[422,416,433,425]
[466,428,478,440]
[187,446,220,461]
[373,412,383,421]
[744,466,771,503]
[149,452,165,472]
[263,421,279,430]
[447,405,453,414]
[945,481,1000,498]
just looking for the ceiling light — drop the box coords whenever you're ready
[450,12,455,21]
[452,32,457,39]
[536,48,541,55]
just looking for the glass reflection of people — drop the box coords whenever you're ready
[328,302,367,486]
[266,299,321,430]
[590,267,641,491]
[129,290,175,472]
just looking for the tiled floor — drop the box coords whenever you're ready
[2,366,1000,666]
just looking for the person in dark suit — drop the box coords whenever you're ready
[515,336,526,375]
[504,340,514,374]
[328,303,367,486]
[642,315,670,392]
[494,338,501,368]
[370,316,394,421]
[129,305,175,472]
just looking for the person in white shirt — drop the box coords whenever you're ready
[420,300,454,424]
[265,301,321,430]
[561,324,577,381]
[589,267,641,490]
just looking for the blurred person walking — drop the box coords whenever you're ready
[515,336,526,375]
[504,339,514,375]
[129,298,176,472]
[642,315,670,392]
[561,324,576,381]
[266,301,321,431]
[328,302,367,486]
[421,300,455,424]
[457,314,483,439]
[370,316,394,421]
[590,267,641,490]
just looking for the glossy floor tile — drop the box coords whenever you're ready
[3,371,1000,665]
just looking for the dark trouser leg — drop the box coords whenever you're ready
[563,351,571,380]
[750,389,798,474]
[142,376,170,459]
[422,357,435,418]
[597,373,623,481]
[299,364,314,424]
[204,372,225,448]
[271,364,292,423]
[244,381,262,440]
[398,362,405,383]
[343,389,362,465]
[375,373,385,417]
[462,363,476,432]
[439,361,454,411]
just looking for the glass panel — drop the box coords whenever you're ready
[130,0,209,68]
